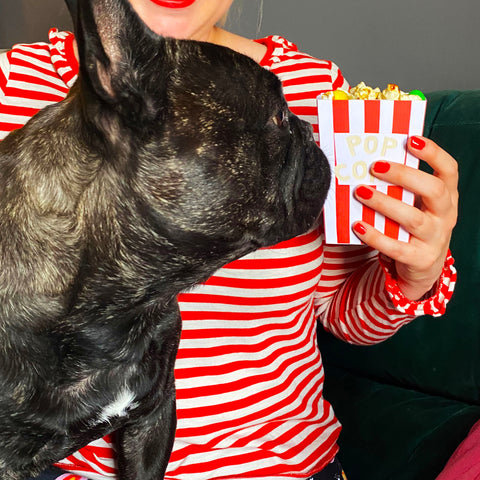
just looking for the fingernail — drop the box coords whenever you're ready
[410,136,426,150]
[353,223,367,235]
[356,185,373,200]
[373,161,390,174]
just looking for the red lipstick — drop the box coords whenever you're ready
[148,0,196,8]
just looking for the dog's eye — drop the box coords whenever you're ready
[271,110,289,129]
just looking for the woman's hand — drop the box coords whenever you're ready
[353,136,458,301]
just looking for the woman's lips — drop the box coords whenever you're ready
[148,0,196,8]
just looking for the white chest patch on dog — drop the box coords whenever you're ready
[98,388,137,424]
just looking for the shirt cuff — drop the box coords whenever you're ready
[379,250,457,317]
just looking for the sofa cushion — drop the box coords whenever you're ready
[322,365,480,479]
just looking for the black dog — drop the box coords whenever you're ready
[0,0,330,478]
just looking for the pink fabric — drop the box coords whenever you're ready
[436,420,480,479]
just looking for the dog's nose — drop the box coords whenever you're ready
[289,115,311,136]
[292,116,315,142]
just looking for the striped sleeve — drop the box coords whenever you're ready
[330,59,348,92]
[258,35,349,145]
[0,50,10,90]
[316,248,456,345]
[0,29,76,140]
[315,247,415,344]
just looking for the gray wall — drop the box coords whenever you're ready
[0,0,72,45]
[1,0,478,92]
[229,0,479,92]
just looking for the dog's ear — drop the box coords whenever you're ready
[64,0,77,25]
[74,0,168,121]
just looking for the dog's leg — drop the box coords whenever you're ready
[115,305,181,480]
[116,396,176,480]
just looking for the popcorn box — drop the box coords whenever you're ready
[317,98,427,244]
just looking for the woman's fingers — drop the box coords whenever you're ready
[408,136,459,199]
[351,136,459,300]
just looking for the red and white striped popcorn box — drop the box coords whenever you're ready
[317,98,427,244]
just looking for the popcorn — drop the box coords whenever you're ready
[350,82,381,100]
[317,83,427,244]
[321,82,426,101]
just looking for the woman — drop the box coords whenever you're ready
[0,0,457,478]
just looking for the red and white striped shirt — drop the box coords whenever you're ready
[0,31,456,479]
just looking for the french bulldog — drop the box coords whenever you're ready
[0,0,330,478]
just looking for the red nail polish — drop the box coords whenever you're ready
[410,136,426,150]
[356,185,373,200]
[353,223,367,235]
[373,161,390,174]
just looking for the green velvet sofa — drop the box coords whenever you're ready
[317,90,480,479]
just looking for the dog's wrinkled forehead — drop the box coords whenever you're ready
[167,41,286,127]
